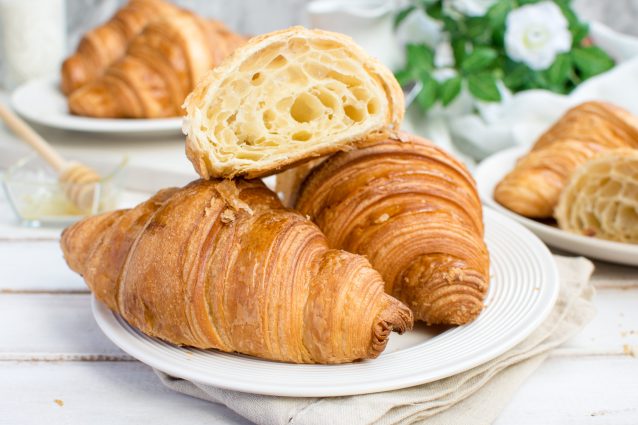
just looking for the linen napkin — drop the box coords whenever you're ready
[156,255,596,425]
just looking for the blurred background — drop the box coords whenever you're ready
[1,0,638,86]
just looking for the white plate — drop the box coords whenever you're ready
[476,146,638,266]
[11,78,183,135]
[92,208,559,397]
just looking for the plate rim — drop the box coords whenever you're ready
[475,146,638,265]
[92,208,560,397]
[11,77,183,134]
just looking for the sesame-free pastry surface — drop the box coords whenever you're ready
[494,101,638,218]
[60,179,412,364]
[183,26,404,179]
[68,11,245,118]
[281,134,490,325]
[60,0,180,95]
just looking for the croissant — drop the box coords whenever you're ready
[61,0,180,95]
[68,12,244,118]
[279,134,490,325]
[183,26,404,179]
[60,179,412,364]
[555,148,638,243]
[494,101,638,218]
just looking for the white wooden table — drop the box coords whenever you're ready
[1,120,637,424]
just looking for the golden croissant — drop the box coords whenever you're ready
[61,0,180,95]
[68,12,245,118]
[556,148,638,243]
[495,101,638,218]
[60,179,412,364]
[183,26,404,179]
[279,134,490,325]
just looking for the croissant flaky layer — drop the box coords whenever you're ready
[67,12,245,118]
[61,179,412,364]
[286,134,490,325]
[61,0,180,95]
[556,149,638,243]
[184,26,404,179]
[495,101,638,218]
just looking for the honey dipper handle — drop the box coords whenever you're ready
[0,103,67,172]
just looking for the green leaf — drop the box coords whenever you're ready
[467,73,501,102]
[452,38,467,66]
[571,22,589,45]
[486,0,511,28]
[425,2,443,20]
[571,46,614,79]
[486,0,512,44]
[406,43,435,72]
[394,6,415,30]
[438,76,463,106]
[394,69,414,87]
[555,0,590,45]
[546,53,572,85]
[416,72,438,112]
[461,47,498,73]
[465,17,491,41]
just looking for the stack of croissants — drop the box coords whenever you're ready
[495,101,638,244]
[62,0,245,118]
[61,25,492,364]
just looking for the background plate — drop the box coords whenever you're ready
[11,78,183,135]
[93,208,559,397]
[476,146,638,266]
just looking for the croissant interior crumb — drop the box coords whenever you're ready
[556,148,638,243]
[185,28,402,178]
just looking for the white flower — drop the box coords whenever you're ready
[505,1,572,71]
[396,8,443,48]
[443,0,498,17]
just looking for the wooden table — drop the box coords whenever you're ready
[1,120,637,424]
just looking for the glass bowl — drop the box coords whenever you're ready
[2,154,128,227]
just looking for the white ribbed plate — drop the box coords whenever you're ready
[12,78,182,135]
[476,146,638,266]
[93,208,559,397]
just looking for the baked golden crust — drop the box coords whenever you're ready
[68,12,244,118]
[183,26,404,179]
[494,101,638,218]
[555,148,638,243]
[290,133,490,325]
[60,179,412,364]
[61,0,180,95]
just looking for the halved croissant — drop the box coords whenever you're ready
[495,101,638,218]
[555,148,638,243]
[60,179,412,364]
[183,26,404,179]
[281,134,490,325]
[61,0,179,95]
[68,12,244,118]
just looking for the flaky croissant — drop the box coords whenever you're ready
[183,26,404,179]
[68,12,244,118]
[495,101,638,218]
[61,0,179,95]
[60,179,412,364]
[279,134,490,325]
[555,148,638,243]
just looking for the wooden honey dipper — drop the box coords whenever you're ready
[0,103,101,212]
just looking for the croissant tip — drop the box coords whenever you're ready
[368,296,414,358]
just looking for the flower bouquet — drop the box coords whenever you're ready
[394,0,638,160]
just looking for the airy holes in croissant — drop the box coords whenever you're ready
[184,27,403,178]
[251,72,264,85]
[292,130,312,141]
[290,93,323,123]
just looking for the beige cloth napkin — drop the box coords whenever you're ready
[156,255,596,425]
